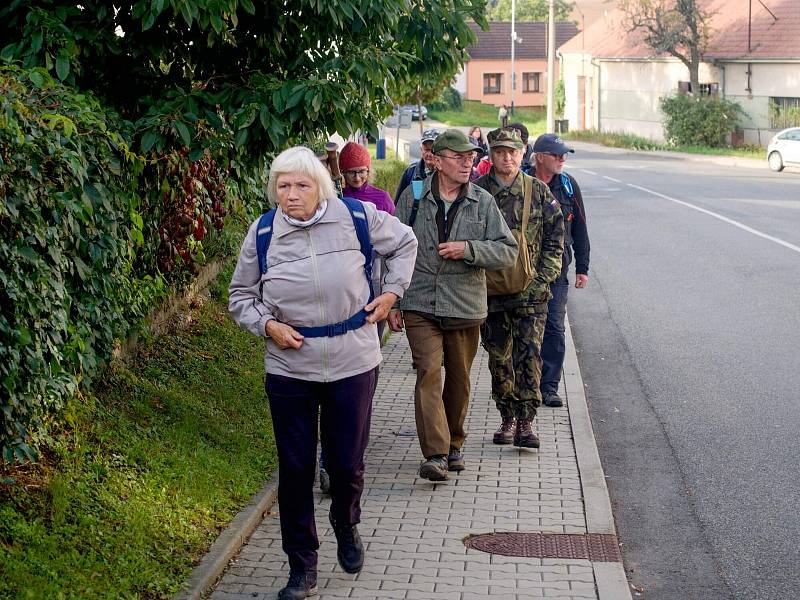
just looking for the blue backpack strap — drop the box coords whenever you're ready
[408,179,424,227]
[255,209,277,275]
[560,173,574,198]
[340,196,374,302]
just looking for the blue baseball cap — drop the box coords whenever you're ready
[533,133,574,155]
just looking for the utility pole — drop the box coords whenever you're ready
[546,0,556,132]
[510,0,516,115]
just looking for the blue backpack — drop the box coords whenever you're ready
[560,172,574,198]
[255,197,374,338]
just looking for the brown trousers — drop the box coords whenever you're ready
[404,312,481,458]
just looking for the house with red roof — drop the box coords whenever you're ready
[455,21,578,108]
[558,0,800,145]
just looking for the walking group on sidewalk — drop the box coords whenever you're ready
[228,126,590,599]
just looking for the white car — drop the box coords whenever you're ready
[767,127,800,172]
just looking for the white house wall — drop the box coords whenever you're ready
[561,52,599,131]
[453,67,467,96]
[720,62,800,146]
[599,61,720,141]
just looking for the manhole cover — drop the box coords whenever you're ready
[464,532,622,562]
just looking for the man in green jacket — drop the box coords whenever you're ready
[474,128,564,449]
[388,129,517,482]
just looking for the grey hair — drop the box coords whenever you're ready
[267,146,337,205]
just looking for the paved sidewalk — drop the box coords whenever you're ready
[211,318,629,600]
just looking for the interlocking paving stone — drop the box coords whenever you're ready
[212,332,600,599]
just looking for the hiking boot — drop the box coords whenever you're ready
[542,391,563,407]
[329,514,364,574]
[318,467,331,495]
[493,416,517,445]
[277,570,318,600]
[514,418,540,449]
[418,455,448,481]
[447,447,465,472]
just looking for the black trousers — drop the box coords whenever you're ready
[265,367,378,572]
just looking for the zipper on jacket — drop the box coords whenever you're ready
[306,229,329,381]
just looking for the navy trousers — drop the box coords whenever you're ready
[540,277,569,395]
[265,367,378,572]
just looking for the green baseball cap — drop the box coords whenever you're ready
[487,128,524,150]
[432,129,482,154]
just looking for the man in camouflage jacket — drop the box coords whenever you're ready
[475,128,564,449]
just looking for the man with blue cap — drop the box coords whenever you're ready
[532,134,591,408]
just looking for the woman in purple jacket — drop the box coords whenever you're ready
[339,142,396,215]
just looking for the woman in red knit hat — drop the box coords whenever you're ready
[339,142,396,215]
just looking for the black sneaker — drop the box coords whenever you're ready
[542,391,563,407]
[418,455,448,481]
[277,570,318,600]
[329,514,364,573]
[447,447,465,472]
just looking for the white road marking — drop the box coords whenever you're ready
[603,175,622,183]
[580,169,598,175]
[627,183,800,255]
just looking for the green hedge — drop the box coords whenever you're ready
[0,66,265,462]
[0,67,163,461]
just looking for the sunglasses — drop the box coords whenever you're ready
[543,152,568,160]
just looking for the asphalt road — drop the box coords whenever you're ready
[563,146,800,600]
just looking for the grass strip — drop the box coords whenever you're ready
[0,264,276,600]
[564,129,764,159]
[429,100,547,137]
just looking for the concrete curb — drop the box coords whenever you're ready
[174,470,279,600]
[563,314,633,600]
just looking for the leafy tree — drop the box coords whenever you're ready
[0,0,487,159]
[393,0,487,135]
[0,0,489,461]
[488,0,574,22]
[619,0,711,92]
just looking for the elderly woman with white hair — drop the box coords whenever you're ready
[229,146,417,599]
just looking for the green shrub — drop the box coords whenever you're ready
[660,94,743,147]
[429,86,463,112]
[373,159,408,199]
[555,79,566,117]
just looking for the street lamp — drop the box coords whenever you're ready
[510,0,523,115]
[546,0,556,132]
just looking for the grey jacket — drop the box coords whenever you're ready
[229,198,418,382]
[395,173,517,320]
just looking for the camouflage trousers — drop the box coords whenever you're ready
[480,305,548,420]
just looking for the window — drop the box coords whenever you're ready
[697,83,719,97]
[483,73,502,94]
[769,97,800,129]
[522,72,541,93]
[677,81,719,97]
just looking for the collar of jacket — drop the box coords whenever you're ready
[422,172,481,205]
[487,169,523,195]
[272,197,342,238]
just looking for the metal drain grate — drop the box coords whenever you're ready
[463,532,622,562]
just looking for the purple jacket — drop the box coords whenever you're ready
[343,183,396,216]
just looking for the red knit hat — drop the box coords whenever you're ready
[338,142,371,172]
